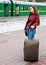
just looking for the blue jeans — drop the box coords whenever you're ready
[26,27,36,39]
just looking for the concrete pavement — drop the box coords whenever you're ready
[0,26,46,65]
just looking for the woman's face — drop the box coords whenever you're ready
[30,7,34,13]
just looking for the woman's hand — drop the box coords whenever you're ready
[31,25,35,29]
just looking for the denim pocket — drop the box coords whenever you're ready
[28,28,36,39]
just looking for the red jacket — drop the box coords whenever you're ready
[25,13,40,29]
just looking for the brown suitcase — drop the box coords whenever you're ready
[24,39,39,62]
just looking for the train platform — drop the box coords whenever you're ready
[0,15,46,33]
[0,16,46,65]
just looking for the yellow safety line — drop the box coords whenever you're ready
[20,10,29,12]
[9,10,15,12]
[38,10,46,12]
[9,10,11,12]
[0,10,4,12]
[20,10,46,12]
[0,10,46,12]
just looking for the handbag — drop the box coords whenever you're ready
[25,27,29,36]
[25,31,28,36]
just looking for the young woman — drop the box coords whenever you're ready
[24,6,40,39]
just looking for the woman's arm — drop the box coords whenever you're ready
[32,15,40,28]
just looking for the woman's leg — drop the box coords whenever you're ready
[28,28,36,40]
[32,29,36,38]
[28,28,32,39]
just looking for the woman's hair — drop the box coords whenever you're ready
[30,5,38,15]
[29,6,40,25]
